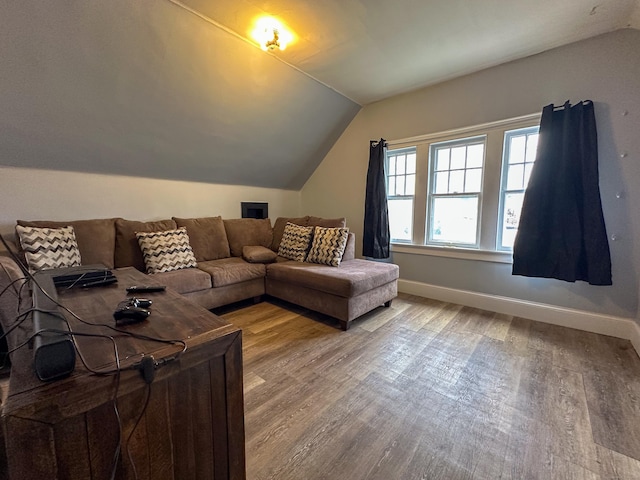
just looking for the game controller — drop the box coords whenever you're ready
[114,298,151,326]
[127,297,152,308]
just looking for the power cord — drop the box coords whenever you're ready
[0,232,187,480]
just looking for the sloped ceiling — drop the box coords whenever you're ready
[182,0,640,104]
[1,0,638,189]
[0,0,359,189]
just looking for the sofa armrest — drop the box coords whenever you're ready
[0,254,29,359]
[342,233,355,262]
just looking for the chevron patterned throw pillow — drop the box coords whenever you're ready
[16,225,82,273]
[278,222,314,262]
[306,226,349,267]
[136,227,197,274]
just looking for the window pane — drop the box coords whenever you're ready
[405,174,415,195]
[509,135,526,164]
[450,146,466,170]
[397,155,406,175]
[388,158,396,176]
[388,176,396,196]
[431,196,478,245]
[389,199,413,242]
[436,148,450,171]
[507,164,524,190]
[465,168,482,193]
[524,163,534,188]
[449,170,465,193]
[500,192,524,249]
[435,172,449,194]
[525,134,539,163]
[406,153,416,174]
[467,144,484,168]
[396,176,405,196]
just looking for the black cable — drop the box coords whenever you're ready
[125,382,151,480]
[0,275,28,300]
[7,327,125,480]
[0,307,61,344]
[0,232,186,478]
[0,232,188,360]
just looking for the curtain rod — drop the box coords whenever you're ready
[553,100,592,111]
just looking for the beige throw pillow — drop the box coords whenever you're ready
[278,223,314,262]
[306,226,349,267]
[16,225,82,273]
[136,227,197,274]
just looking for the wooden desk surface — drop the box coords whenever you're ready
[3,267,246,480]
[6,267,237,400]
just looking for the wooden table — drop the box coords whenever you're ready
[2,268,245,480]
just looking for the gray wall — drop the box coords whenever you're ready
[302,29,640,319]
[0,0,359,189]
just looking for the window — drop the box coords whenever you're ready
[498,126,540,250]
[428,136,485,247]
[386,147,416,242]
[384,112,540,261]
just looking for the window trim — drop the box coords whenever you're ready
[386,146,417,243]
[497,125,540,251]
[386,112,541,263]
[426,135,486,248]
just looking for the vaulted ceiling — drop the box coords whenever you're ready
[1,1,638,189]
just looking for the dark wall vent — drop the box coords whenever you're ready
[241,202,268,219]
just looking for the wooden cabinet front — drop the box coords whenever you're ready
[2,268,246,480]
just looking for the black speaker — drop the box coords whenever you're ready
[32,273,76,381]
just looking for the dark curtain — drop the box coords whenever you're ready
[512,100,612,285]
[363,139,390,258]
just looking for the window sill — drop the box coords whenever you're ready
[391,243,513,264]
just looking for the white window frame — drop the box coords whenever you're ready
[426,135,486,248]
[497,126,540,251]
[385,112,541,263]
[386,146,416,243]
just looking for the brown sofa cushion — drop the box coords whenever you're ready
[223,218,273,257]
[307,216,347,228]
[271,216,309,252]
[242,246,277,264]
[173,216,230,261]
[148,267,212,294]
[198,258,266,288]
[17,218,117,269]
[115,219,177,270]
[266,258,398,298]
[342,233,356,262]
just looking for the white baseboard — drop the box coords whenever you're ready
[398,279,640,357]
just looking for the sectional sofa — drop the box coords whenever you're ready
[0,215,399,331]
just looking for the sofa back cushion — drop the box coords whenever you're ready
[307,216,347,229]
[271,216,309,252]
[115,218,177,270]
[342,233,356,262]
[16,218,117,269]
[173,216,230,261]
[223,218,273,257]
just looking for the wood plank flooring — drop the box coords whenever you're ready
[216,293,640,480]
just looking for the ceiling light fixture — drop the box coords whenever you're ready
[252,17,293,52]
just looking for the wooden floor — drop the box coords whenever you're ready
[217,293,640,480]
